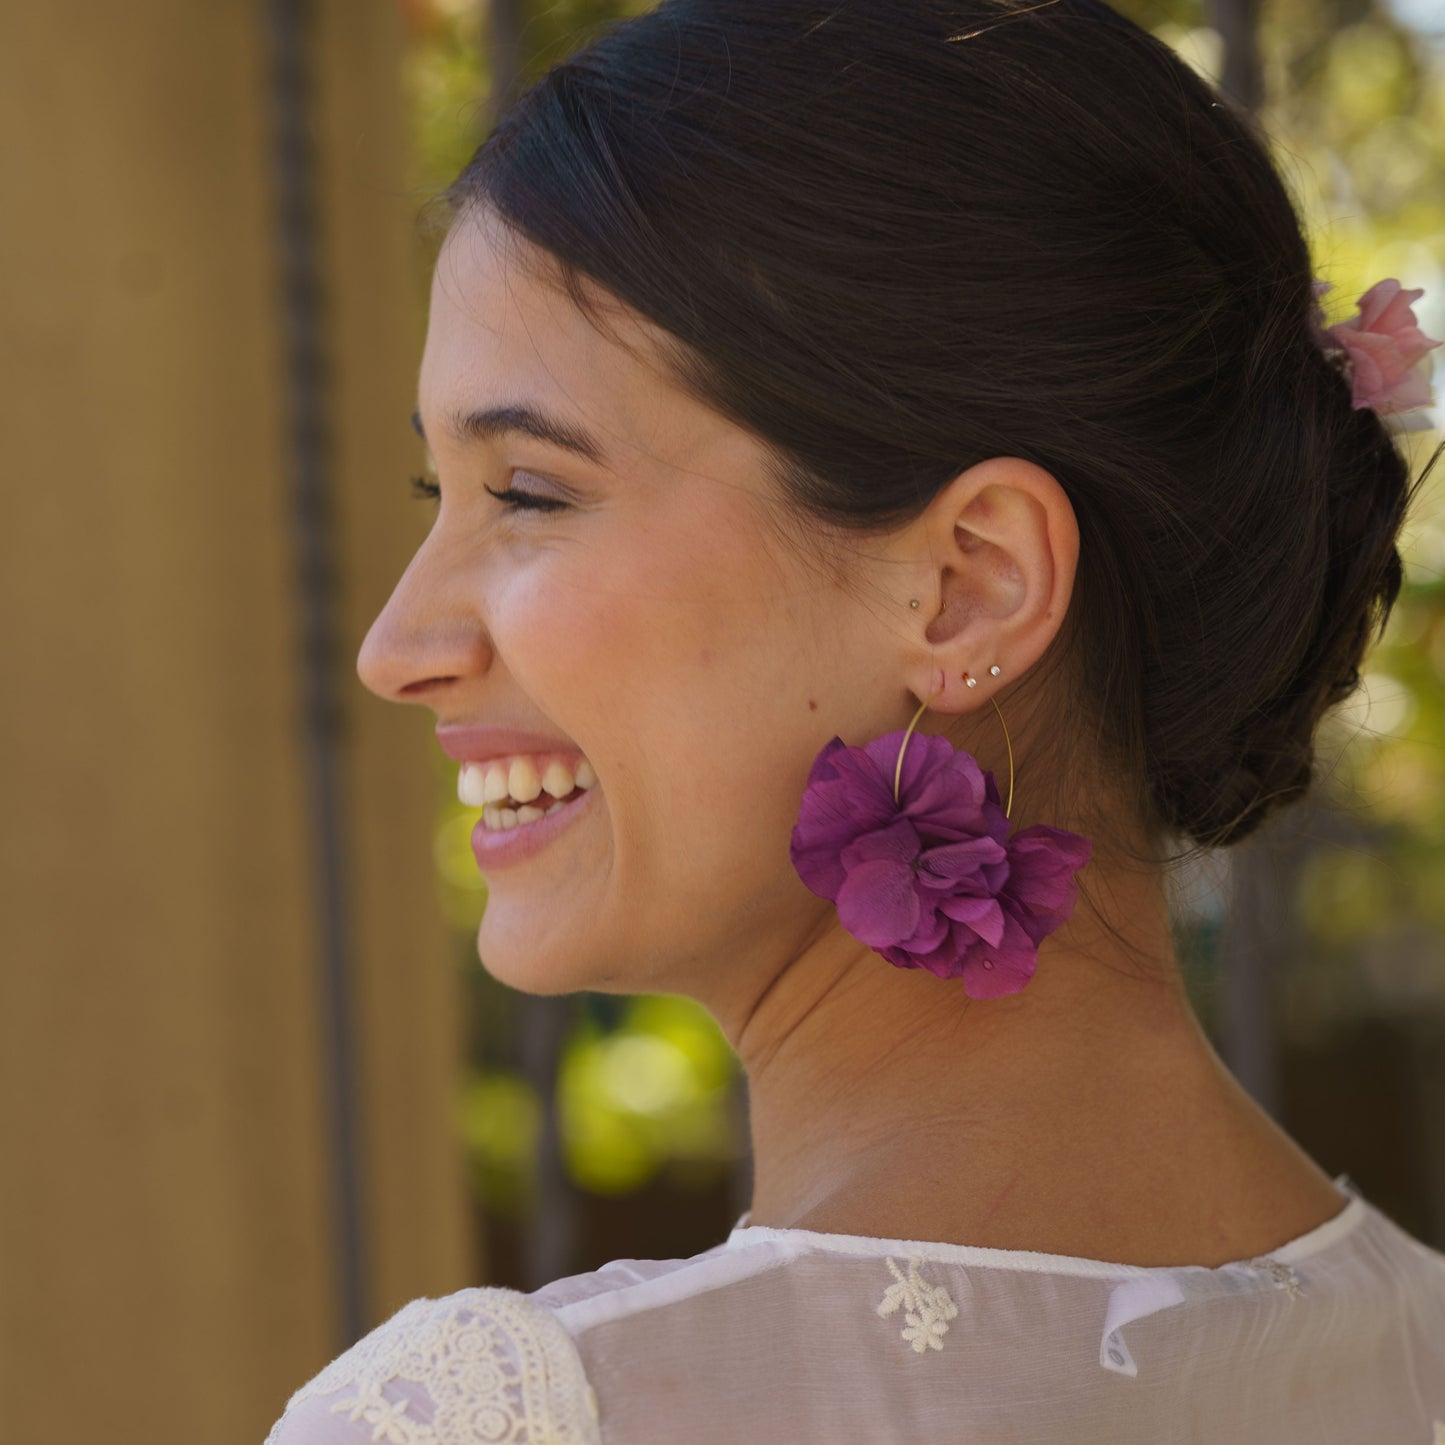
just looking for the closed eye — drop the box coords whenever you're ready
[484,483,569,513]
[406,474,569,513]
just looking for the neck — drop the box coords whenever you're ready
[719,859,1227,1239]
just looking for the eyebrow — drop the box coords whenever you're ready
[410,403,609,466]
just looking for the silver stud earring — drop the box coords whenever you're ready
[990,665,1001,676]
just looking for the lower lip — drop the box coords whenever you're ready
[468,784,599,869]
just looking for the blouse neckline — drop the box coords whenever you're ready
[724,1171,1371,1280]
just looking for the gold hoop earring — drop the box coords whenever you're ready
[892,670,1014,817]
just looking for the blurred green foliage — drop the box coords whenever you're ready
[457,994,740,1212]
[556,994,739,1195]
[400,0,1445,1217]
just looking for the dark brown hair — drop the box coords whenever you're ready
[433,0,1437,859]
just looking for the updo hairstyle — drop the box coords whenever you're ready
[431,0,1433,858]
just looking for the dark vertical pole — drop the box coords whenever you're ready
[1205,0,1264,115]
[520,992,580,1290]
[1408,1010,1445,1248]
[1217,830,1284,1116]
[486,0,527,130]
[261,0,369,1350]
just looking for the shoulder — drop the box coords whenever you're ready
[263,1237,784,1444]
[263,1286,601,1445]
[525,1235,791,1333]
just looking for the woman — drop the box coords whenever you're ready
[267,0,1445,1439]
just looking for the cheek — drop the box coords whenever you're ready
[513,532,741,681]
[492,543,698,725]
[496,562,623,703]
[491,508,811,815]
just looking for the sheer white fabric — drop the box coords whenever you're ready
[264,1173,1445,1443]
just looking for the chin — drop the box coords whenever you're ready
[474,913,616,997]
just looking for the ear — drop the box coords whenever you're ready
[897,456,1078,715]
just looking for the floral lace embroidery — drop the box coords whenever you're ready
[1244,1257,1304,1298]
[876,1256,961,1354]
[263,1286,602,1445]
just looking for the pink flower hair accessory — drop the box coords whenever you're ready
[1311,277,1441,428]
[789,676,1091,999]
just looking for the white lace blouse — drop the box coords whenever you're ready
[263,1173,1445,1443]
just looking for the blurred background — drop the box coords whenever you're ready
[1,0,1442,1441]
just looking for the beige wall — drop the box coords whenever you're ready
[0,3,475,1441]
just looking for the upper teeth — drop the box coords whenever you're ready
[457,754,596,808]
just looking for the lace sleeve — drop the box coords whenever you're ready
[262,1286,602,1445]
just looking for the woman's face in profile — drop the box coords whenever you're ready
[357,207,904,1001]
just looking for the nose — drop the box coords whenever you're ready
[355,539,491,707]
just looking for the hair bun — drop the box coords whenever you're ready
[1155,364,1431,850]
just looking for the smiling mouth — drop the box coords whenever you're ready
[478,789,589,829]
[458,753,597,812]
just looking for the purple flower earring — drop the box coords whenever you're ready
[789,640,1091,999]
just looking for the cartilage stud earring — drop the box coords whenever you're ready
[989,665,1001,676]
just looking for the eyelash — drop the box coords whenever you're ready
[407,474,568,513]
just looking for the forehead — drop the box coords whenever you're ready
[421,208,686,464]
